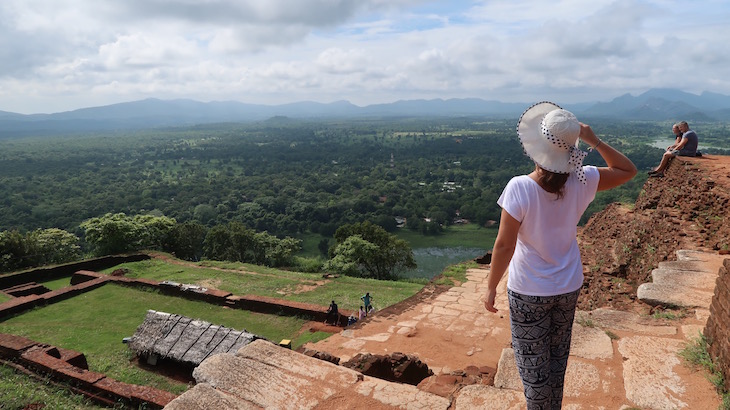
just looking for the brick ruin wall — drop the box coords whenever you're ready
[0,332,176,409]
[0,253,150,289]
[0,265,351,407]
[705,258,730,391]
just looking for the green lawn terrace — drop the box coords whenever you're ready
[0,252,428,400]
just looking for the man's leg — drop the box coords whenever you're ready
[651,151,675,175]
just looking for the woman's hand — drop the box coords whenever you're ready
[484,288,498,313]
[578,123,600,148]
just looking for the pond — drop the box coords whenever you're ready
[400,246,486,279]
[651,137,711,151]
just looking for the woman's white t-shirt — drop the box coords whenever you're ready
[497,166,600,296]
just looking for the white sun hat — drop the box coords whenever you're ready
[517,101,588,184]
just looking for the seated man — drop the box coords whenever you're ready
[649,121,698,177]
[325,300,339,325]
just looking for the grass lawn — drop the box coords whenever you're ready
[296,232,329,258]
[0,365,103,410]
[0,283,316,394]
[40,276,73,290]
[0,292,10,304]
[101,257,424,313]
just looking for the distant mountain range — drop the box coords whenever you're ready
[2,88,730,137]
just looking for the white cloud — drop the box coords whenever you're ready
[1,0,730,113]
[316,48,371,75]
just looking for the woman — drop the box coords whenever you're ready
[483,102,636,409]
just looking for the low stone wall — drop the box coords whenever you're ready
[2,267,352,325]
[73,270,353,326]
[704,258,730,391]
[0,276,109,319]
[0,333,176,409]
[0,254,150,289]
[0,265,356,407]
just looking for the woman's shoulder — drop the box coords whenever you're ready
[501,174,539,199]
[572,166,600,191]
[507,174,533,185]
[505,174,538,190]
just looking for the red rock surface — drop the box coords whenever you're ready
[578,155,730,313]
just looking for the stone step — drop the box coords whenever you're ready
[637,282,714,308]
[166,339,451,409]
[637,250,722,307]
[650,267,717,290]
[479,319,707,409]
[676,249,721,262]
[575,308,678,336]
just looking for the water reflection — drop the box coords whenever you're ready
[401,247,486,279]
[651,138,709,150]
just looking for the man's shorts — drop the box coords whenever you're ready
[670,148,697,157]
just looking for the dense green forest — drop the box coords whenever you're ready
[1,116,727,272]
[0,117,667,232]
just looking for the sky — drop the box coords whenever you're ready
[1,0,729,115]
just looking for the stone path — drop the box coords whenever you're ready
[311,267,513,376]
[166,249,727,409]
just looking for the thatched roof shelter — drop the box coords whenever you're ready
[128,310,262,367]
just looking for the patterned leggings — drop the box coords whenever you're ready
[507,288,580,410]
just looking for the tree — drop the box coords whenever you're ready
[0,228,80,272]
[0,230,28,272]
[373,214,397,232]
[203,221,301,267]
[317,238,330,256]
[133,213,177,251]
[327,221,416,279]
[80,212,176,256]
[193,204,217,225]
[324,235,377,277]
[81,213,137,255]
[168,221,207,261]
[28,228,81,266]
[202,224,235,261]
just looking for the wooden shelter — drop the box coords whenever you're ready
[128,310,262,367]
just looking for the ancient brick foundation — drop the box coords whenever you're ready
[0,262,354,407]
[0,254,150,289]
[0,333,176,409]
[705,258,730,391]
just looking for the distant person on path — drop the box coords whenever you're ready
[325,300,339,325]
[649,120,699,177]
[483,102,637,409]
[359,305,367,320]
[361,292,373,313]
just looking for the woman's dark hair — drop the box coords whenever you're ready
[537,168,569,199]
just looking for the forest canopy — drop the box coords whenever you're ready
[0,116,674,240]
[3,115,724,274]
